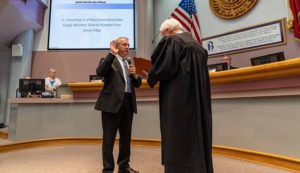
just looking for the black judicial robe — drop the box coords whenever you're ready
[147,32,213,173]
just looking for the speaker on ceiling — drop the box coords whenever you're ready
[12,43,23,57]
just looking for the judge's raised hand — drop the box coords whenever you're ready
[110,40,118,55]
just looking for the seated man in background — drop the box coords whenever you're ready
[45,68,62,95]
[222,55,238,70]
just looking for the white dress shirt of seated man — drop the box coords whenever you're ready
[45,68,62,94]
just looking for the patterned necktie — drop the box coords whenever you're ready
[122,59,132,92]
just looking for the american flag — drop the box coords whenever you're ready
[171,0,202,44]
[289,0,300,39]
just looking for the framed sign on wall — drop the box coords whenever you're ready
[202,18,287,56]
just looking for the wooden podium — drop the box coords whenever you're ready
[68,57,300,98]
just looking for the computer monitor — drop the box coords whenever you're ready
[89,75,103,82]
[251,52,285,66]
[208,62,228,72]
[19,78,45,95]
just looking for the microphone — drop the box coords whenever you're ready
[126,57,133,65]
[126,57,137,77]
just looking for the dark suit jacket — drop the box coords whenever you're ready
[94,53,142,113]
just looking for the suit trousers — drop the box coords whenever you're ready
[101,93,134,173]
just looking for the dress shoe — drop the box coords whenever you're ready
[118,167,139,173]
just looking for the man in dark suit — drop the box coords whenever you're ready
[95,37,142,173]
[222,55,238,70]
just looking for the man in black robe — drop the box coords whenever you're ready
[147,18,214,173]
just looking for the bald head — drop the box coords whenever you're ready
[48,68,57,79]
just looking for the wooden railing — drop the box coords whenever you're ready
[68,57,300,92]
[210,57,300,85]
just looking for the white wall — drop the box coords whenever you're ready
[33,0,50,51]
[31,0,300,82]
[34,0,291,57]
[0,51,11,124]
[213,96,300,159]
[154,0,288,38]
[40,0,48,6]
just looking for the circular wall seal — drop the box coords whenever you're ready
[209,0,258,19]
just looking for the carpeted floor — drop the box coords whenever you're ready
[0,144,293,173]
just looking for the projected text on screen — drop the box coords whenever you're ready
[48,0,135,49]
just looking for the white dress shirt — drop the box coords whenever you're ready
[116,54,130,92]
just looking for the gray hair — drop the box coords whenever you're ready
[114,37,129,47]
[159,18,183,33]
[49,68,56,73]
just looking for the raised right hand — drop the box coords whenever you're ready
[110,40,118,55]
